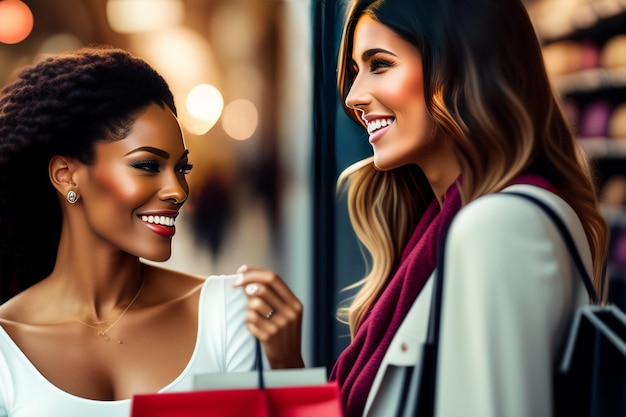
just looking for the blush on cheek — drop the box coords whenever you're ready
[90,167,145,207]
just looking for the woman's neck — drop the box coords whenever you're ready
[49,239,145,322]
[425,169,460,207]
[416,138,461,207]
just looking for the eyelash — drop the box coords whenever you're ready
[131,160,194,175]
[351,57,394,76]
[370,58,393,72]
[132,160,160,172]
[178,163,194,175]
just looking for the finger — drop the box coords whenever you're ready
[236,268,297,310]
[235,265,297,302]
[234,266,302,310]
[243,282,300,322]
[244,306,293,342]
[244,305,286,342]
[246,294,277,321]
[246,321,278,343]
[245,310,305,369]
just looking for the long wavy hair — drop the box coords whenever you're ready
[0,46,176,303]
[336,0,609,337]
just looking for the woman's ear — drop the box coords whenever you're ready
[49,156,80,202]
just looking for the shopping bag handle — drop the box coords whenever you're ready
[254,338,266,389]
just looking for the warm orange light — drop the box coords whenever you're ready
[222,99,258,141]
[0,0,34,44]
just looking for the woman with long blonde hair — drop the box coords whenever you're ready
[329,0,609,416]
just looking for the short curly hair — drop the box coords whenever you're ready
[0,46,177,302]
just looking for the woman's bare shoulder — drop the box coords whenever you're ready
[0,281,48,323]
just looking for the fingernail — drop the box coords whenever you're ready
[237,264,248,273]
[233,273,244,286]
[245,283,259,295]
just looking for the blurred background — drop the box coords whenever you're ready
[1,0,625,370]
[521,0,626,314]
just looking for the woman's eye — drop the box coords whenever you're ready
[177,163,194,175]
[131,160,160,173]
[370,58,393,72]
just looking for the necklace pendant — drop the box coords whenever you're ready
[76,272,145,345]
[97,331,110,342]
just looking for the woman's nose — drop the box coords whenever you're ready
[160,173,188,205]
[344,74,370,112]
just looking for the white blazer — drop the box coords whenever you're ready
[364,184,592,417]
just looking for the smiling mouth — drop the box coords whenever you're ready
[141,215,175,227]
[367,118,395,135]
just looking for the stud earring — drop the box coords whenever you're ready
[67,190,79,204]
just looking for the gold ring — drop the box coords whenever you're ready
[265,309,275,319]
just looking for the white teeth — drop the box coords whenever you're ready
[141,215,175,227]
[367,118,394,134]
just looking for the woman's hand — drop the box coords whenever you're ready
[233,264,305,369]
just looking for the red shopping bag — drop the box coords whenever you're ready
[130,381,343,417]
[131,387,268,417]
[265,382,344,417]
[131,340,344,417]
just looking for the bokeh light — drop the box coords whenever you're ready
[128,27,221,136]
[106,0,184,34]
[222,99,259,141]
[0,0,34,44]
[185,84,224,135]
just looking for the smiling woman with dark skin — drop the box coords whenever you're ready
[0,46,303,417]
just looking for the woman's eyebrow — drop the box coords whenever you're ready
[124,146,170,159]
[362,48,397,61]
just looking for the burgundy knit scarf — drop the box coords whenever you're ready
[329,175,556,417]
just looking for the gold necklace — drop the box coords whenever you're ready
[75,276,146,344]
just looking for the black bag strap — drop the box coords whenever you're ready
[413,213,453,417]
[419,190,599,416]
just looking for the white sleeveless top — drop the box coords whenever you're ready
[0,274,256,417]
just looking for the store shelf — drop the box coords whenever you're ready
[579,137,626,158]
[554,68,626,94]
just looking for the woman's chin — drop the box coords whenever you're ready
[140,251,172,263]
[373,156,400,172]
